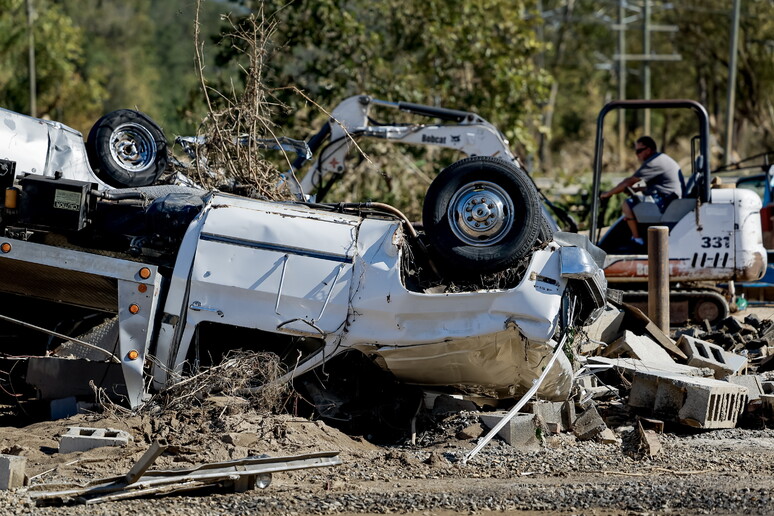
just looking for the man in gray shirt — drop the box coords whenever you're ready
[600,136,684,246]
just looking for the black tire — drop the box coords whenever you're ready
[691,295,729,325]
[537,213,554,245]
[86,109,167,188]
[422,156,542,277]
[537,204,559,245]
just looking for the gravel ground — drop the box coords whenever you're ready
[1,420,773,516]
[0,306,772,515]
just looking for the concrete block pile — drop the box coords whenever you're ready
[577,304,774,432]
[439,304,774,452]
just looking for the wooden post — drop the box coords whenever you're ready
[648,226,669,331]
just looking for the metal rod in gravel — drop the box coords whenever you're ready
[462,332,568,464]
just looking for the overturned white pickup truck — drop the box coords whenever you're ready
[0,109,607,410]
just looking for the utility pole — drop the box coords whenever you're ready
[612,1,680,141]
[724,0,742,166]
[642,0,651,134]
[618,0,627,165]
[26,0,36,118]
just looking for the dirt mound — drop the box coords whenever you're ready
[0,394,376,487]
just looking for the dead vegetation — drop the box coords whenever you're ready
[152,350,289,415]
[87,350,289,425]
[188,2,291,200]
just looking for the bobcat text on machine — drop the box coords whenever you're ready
[589,99,767,324]
[0,107,606,410]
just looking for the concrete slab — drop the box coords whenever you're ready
[604,330,676,366]
[637,420,662,457]
[724,375,764,401]
[573,405,608,441]
[586,356,709,377]
[622,304,687,360]
[677,335,748,377]
[0,455,26,490]
[629,371,748,429]
[479,412,542,449]
[59,427,133,454]
[598,427,621,445]
[583,304,624,345]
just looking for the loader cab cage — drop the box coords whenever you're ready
[589,99,712,242]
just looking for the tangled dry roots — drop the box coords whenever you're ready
[90,350,290,418]
[191,2,292,200]
[156,350,290,415]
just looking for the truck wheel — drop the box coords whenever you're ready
[422,156,541,277]
[86,109,167,188]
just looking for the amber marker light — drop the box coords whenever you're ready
[137,284,148,293]
[0,242,11,253]
[127,349,140,360]
[129,304,140,314]
[139,267,151,279]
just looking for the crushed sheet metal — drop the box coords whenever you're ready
[0,107,110,188]
[462,331,568,464]
[554,231,607,268]
[28,450,341,505]
[371,330,573,401]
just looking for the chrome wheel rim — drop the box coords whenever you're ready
[447,181,514,246]
[109,123,157,172]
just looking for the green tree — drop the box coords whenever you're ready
[666,0,774,158]
[0,0,106,129]
[259,0,551,153]
[60,0,230,137]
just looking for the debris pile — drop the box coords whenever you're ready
[413,303,774,461]
[675,312,774,373]
[576,305,774,439]
[1,302,773,513]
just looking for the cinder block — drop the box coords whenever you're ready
[604,330,676,366]
[677,335,747,377]
[576,375,598,389]
[724,375,764,401]
[528,401,575,432]
[629,371,748,429]
[479,413,542,449]
[59,427,132,454]
[0,455,26,490]
[573,405,608,440]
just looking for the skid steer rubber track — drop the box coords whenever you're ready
[621,289,729,326]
